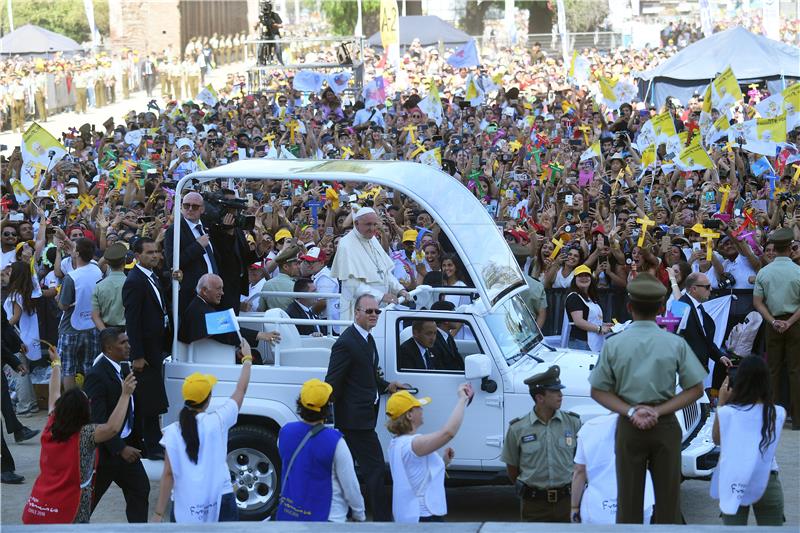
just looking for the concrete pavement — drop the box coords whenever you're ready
[1,408,797,526]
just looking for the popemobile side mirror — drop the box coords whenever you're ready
[464,353,492,380]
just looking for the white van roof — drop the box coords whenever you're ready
[178,159,525,307]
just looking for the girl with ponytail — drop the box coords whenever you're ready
[153,338,254,523]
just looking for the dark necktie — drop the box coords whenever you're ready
[196,223,219,274]
[150,273,167,314]
[367,333,379,368]
[699,304,713,336]
[423,348,435,370]
[306,308,320,333]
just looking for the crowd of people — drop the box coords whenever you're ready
[1,20,799,527]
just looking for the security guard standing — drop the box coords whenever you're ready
[753,227,800,430]
[589,273,707,524]
[502,365,581,522]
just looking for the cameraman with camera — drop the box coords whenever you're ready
[207,189,271,313]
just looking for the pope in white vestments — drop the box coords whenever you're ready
[331,207,409,321]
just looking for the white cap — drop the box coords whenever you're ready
[354,206,376,220]
[176,138,194,150]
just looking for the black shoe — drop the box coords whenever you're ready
[1,471,25,484]
[14,427,40,443]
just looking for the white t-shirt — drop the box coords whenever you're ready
[388,434,447,522]
[3,294,41,360]
[160,398,238,522]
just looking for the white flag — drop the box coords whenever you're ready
[293,71,325,93]
[195,84,219,107]
[326,72,352,95]
[755,92,784,119]
[417,81,443,126]
[446,39,481,69]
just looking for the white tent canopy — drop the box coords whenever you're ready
[637,27,800,108]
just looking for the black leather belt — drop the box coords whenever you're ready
[520,483,571,503]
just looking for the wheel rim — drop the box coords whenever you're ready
[227,447,278,513]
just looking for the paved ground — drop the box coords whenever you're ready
[1,409,797,526]
[0,63,244,158]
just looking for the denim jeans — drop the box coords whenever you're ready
[567,339,591,351]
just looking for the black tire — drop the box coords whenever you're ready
[227,425,281,521]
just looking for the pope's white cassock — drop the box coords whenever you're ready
[331,208,403,322]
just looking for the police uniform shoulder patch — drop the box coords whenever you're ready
[509,416,523,426]
[563,410,581,420]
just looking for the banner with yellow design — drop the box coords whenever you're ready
[21,123,67,191]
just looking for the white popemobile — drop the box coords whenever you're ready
[161,160,718,520]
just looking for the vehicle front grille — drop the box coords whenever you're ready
[682,402,699,431]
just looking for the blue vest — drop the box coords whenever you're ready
[276,421,341,521]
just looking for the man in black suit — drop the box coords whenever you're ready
[325,294,406,522]
[286,278,326,336]
[178,273,240,347]
[122,237,169,459]
[84,328,150,522]
[431,300,465,371]
[398,320,440,371]
[678,272,732,389]
[164,191,218,313]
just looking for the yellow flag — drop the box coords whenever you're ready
[713,115,730,132]
[678,131,689,147]
[465,76,479,101]
[782,83,800,115]
[379,0,399,47]
[641,144,656,168]
[713,66,742,105]
[598,76,617,102]
[701,84,712,113]
[569,50,578,78]
[195,157,208,171]
[678,142,714,170]
[756,114,786,143]
[651,111,677,139]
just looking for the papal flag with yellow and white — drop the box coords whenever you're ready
[676,138,714,170]
[782,82,800,129]
[21,123,67,190]
[595,76,638,111]
[579,141,602,162]
[704,114,730,145]
[711,66,743,111]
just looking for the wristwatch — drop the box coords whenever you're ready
[626,406,637,419]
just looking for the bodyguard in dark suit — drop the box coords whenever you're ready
[678,273,732,389]
[285,278,326,336]
[84,328,150,522]
[123,238,169,459]
[325,294,405,522]
[163,191,218,313]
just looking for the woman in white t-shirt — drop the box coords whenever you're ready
[152,340,254,523]
[385,384,473,523]
[711,356,786,526]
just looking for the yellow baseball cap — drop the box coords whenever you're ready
[300,378,333,412]
[274,228,292,242]
[182,372,218,404]
[386,390,431,420]
[402,229,419,243]
[573,264,593,277]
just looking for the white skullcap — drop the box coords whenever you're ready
[176,137,194,150]
[354,207,376,220]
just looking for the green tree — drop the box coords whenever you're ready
[1,0,109,43]
[564,0,608,33]
[317,0,381,36]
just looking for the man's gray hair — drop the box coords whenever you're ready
[196,273,221,294]
[353,293,376,311]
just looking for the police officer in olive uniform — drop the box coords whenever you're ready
[502,365,581,522]
[753,227,800,430]
[589,273,707,524]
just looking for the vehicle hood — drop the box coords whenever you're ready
[506,346,598,397]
